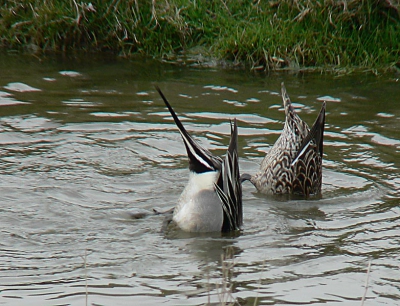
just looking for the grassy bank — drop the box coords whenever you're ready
[1,0,399,71]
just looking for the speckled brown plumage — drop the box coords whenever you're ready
[242,83,326,197]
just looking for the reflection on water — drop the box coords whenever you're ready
[0,53,399,305]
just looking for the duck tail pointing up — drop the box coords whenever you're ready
[155,86,222,173]
[281,82,294,116]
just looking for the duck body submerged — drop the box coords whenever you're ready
[244,83,326,197]
[156,86,242,233]
[173,171,223,232]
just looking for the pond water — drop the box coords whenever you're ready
[0,53,399,306]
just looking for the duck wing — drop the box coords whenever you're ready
[291,101,326,196]
[215,119,243,232]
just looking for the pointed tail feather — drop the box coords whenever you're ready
[281,83,310,137]
[155,86,222,173]
[281,82,294,116]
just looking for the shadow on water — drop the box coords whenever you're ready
[0,53,399,305]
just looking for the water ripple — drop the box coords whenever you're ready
[0,56,399,305]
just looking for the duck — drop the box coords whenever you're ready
[241,83,326,197]
[155,86,243,232]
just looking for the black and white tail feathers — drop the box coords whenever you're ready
[156,86,243,232]
[215,119,243,232]
[155,86,222,173]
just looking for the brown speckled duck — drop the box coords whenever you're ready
[241,83,326,197]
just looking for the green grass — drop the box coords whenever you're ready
[0,0,399,71]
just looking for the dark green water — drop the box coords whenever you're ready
[0,53,399,305]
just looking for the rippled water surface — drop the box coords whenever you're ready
[0,54,399,306]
